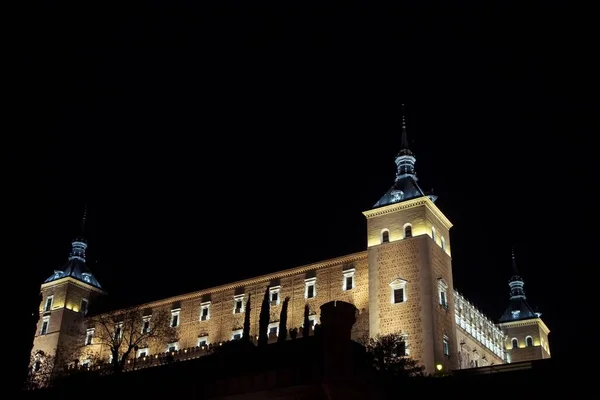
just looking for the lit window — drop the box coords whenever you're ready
[137,347,149,358]
[44,295,54,312]
[268,322,279,337]
[141,316,151,333]
[441,236,446,251]
[390,278,407,304]
[85,328,94,345]
[343,268,355,291]
[438,278,449,309]
[167,342,179,353]
[40,316,50,335]
[115,323,123,340]
[511,338,518,349]
[198,335,209,347]
[400,333,409,356]
[233,295,245,314]
[526,336,533,347]
[80,298,89,315]
[381,229,390,243]
[443,335,450,357]
[200,301,211,321]
[307,314,319,330]
[404,223,413,238]
[232,329,243,340]
[171,309,180,327]
[269,286,281,306]
[432,226,437,242]
[305,277,317,299]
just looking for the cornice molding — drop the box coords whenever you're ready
[498,318,550,335]
[116,251,369,311]
[362,197,453,229]
[40,277,106,295]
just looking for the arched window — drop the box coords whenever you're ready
[404,223,412,238]
[526,336,533,347]
[441,236,446,251]
[381,229,390,243]
[511,338,518,349]
[431,226,436,242]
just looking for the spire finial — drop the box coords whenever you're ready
[81,205,87,237]
[401,103,409,150]
[511,247,519,276]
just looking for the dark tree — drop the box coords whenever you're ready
[84,306,177,374]
[277,297,290,343]
[258,287,270,346]
[365,333,426,378]
[302,304,310,338]
[242,294,252,342]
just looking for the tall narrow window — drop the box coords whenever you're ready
[44,296,54,312]
[511,338,518,349]
[438,278,449,309]
[404,223,413,238]
[269,286,281,306]
[526,336,533,347]
[268,322,279,337]
[80,298,89,315]
[390,279,407,304]
[171,309,180,327]
[443,335,450,357]
[142,316,151,333]
[343,268,355,291]
[200,301,211,321]
[381,229,390,243]
[40,316,50,335]
[85,328,94,345]
[441,236,446,251]
[115,323,123,340]
[305,277,317,299]
[432,226,437,242]
[233,295,245,314]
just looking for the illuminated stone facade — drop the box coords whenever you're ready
[30,120,550,375]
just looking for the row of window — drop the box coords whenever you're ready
[380,225,447,252]
[172,270,357,326]
[90,315,322,360]
[511,336,534,349]
[42,295,89,315]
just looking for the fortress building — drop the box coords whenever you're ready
[29,111,550,375]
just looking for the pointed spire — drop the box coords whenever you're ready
[394,104,416,180]
[511,247,519,275]
[70,206,88,262]
[508,249,526,300]
[401,103,410,150]
[80,205,87,238]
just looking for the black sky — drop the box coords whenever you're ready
[10,0,594,386]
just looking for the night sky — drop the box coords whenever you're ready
[10,1,592,386]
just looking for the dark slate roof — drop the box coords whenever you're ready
[44,257,102,289]
[373,175,434,208]
[498,297,538,323]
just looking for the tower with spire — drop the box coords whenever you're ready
[363,105,457,374]
[498,250,551,362]
[31,208,105,369]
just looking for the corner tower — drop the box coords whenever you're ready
[498,250,551,362]
[31,210,105,368]
[363,107,458,374]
